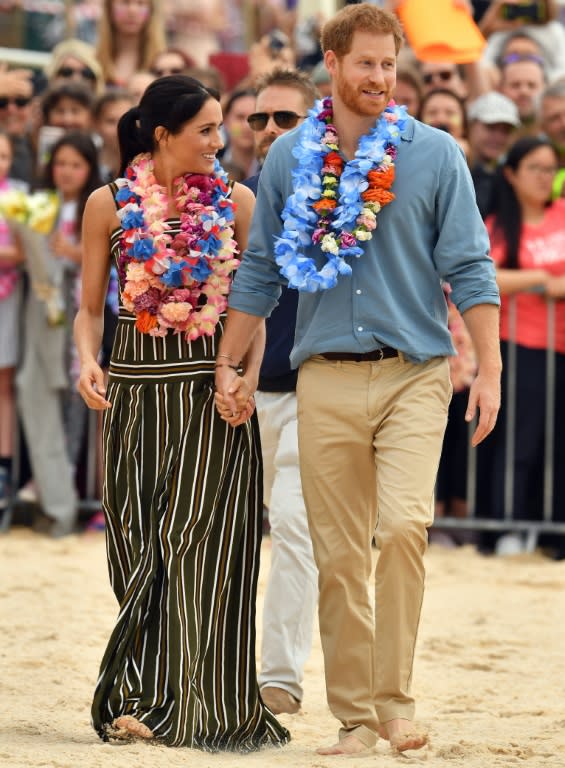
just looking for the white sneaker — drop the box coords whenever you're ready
[495,532,525,556]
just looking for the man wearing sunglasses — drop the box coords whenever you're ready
[243,68,320,718]
[419,61,467,99]
[0,68,34,185]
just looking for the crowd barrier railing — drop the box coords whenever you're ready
[433,292,565,547]
[3,292,565,542]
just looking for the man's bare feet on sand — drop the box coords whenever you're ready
[378,718,428,752]
[112,715,154,740]
[316,734,374,756]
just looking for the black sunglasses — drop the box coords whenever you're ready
[0,96,31,108]
[247,110,305,131]
[57,65,97,81]
[422,70,454,85]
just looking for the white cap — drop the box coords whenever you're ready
[467,92,520,127]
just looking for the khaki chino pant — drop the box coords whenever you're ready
[297,353,452,747]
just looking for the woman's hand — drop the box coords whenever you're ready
[49,232,73,259]
[77,359,111,410]
[214,391,256,426]
[214,368,257,426]
[479,0,529,37]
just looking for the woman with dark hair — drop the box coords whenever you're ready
[418,88,470,162]
[17,131,103,533]
[219,88,258,179]
[74,75,290,750]
[484,136,565,554]
[150,46,195,77]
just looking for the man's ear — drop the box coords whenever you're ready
[324,49,337,79]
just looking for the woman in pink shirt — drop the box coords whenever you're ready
[485,136,565,555]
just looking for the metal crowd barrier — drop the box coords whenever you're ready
[433,293,565,546]
[3,293,565,542]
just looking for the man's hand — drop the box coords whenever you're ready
[214,364,258,426]
[214,391,256,426]
[465,369,501,446]
[0,63,33,98]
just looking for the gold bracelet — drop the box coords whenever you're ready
[215,363,239,371]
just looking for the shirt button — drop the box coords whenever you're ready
[357,326,363,332]
[356,289,362,295]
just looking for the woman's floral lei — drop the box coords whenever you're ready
[274,97,408,292]
[114,153,239,339]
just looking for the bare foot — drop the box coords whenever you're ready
[261,686,301,715]
[379,718,428,753]
[112,715,154,740]
[316,734,374,756]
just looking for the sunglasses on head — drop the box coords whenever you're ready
[501,53,545,67]
[152,67,184,77]
[422,70,454,85]
[57,65,97,81]
[0,96,31,108]
[247,110,305,131]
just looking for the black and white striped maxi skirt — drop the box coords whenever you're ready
[91,311,290,751]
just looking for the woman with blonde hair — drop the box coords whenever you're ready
[96,0,166,87]
[44,38,105,97]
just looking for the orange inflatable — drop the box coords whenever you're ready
[397,0,486,63]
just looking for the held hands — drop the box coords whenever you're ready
[77,359,111,410]
[214,365,256,427]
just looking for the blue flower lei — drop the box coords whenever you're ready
[274,98,408,292]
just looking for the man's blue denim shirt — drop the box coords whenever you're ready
[228,116,500,367]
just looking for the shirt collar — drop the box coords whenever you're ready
[400,115,415,143]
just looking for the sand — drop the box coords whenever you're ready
[1,528,564,768]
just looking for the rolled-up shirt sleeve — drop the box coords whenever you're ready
[432,144,500,315]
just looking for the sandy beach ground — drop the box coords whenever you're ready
[1,528,564,768]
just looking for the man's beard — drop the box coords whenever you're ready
[335,72,387,118]
[257,137,276,162]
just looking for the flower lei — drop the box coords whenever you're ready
[274,97,408,292]
[115,153,239,339]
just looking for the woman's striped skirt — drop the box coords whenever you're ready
[91,311,290,751]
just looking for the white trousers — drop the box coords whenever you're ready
[256,390,318,702]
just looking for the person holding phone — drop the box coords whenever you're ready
[479,0,565,84]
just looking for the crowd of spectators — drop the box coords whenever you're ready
[0,0,564,554]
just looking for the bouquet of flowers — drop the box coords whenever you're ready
[0,189,64,325]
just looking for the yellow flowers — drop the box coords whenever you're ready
[0,190,59,234]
